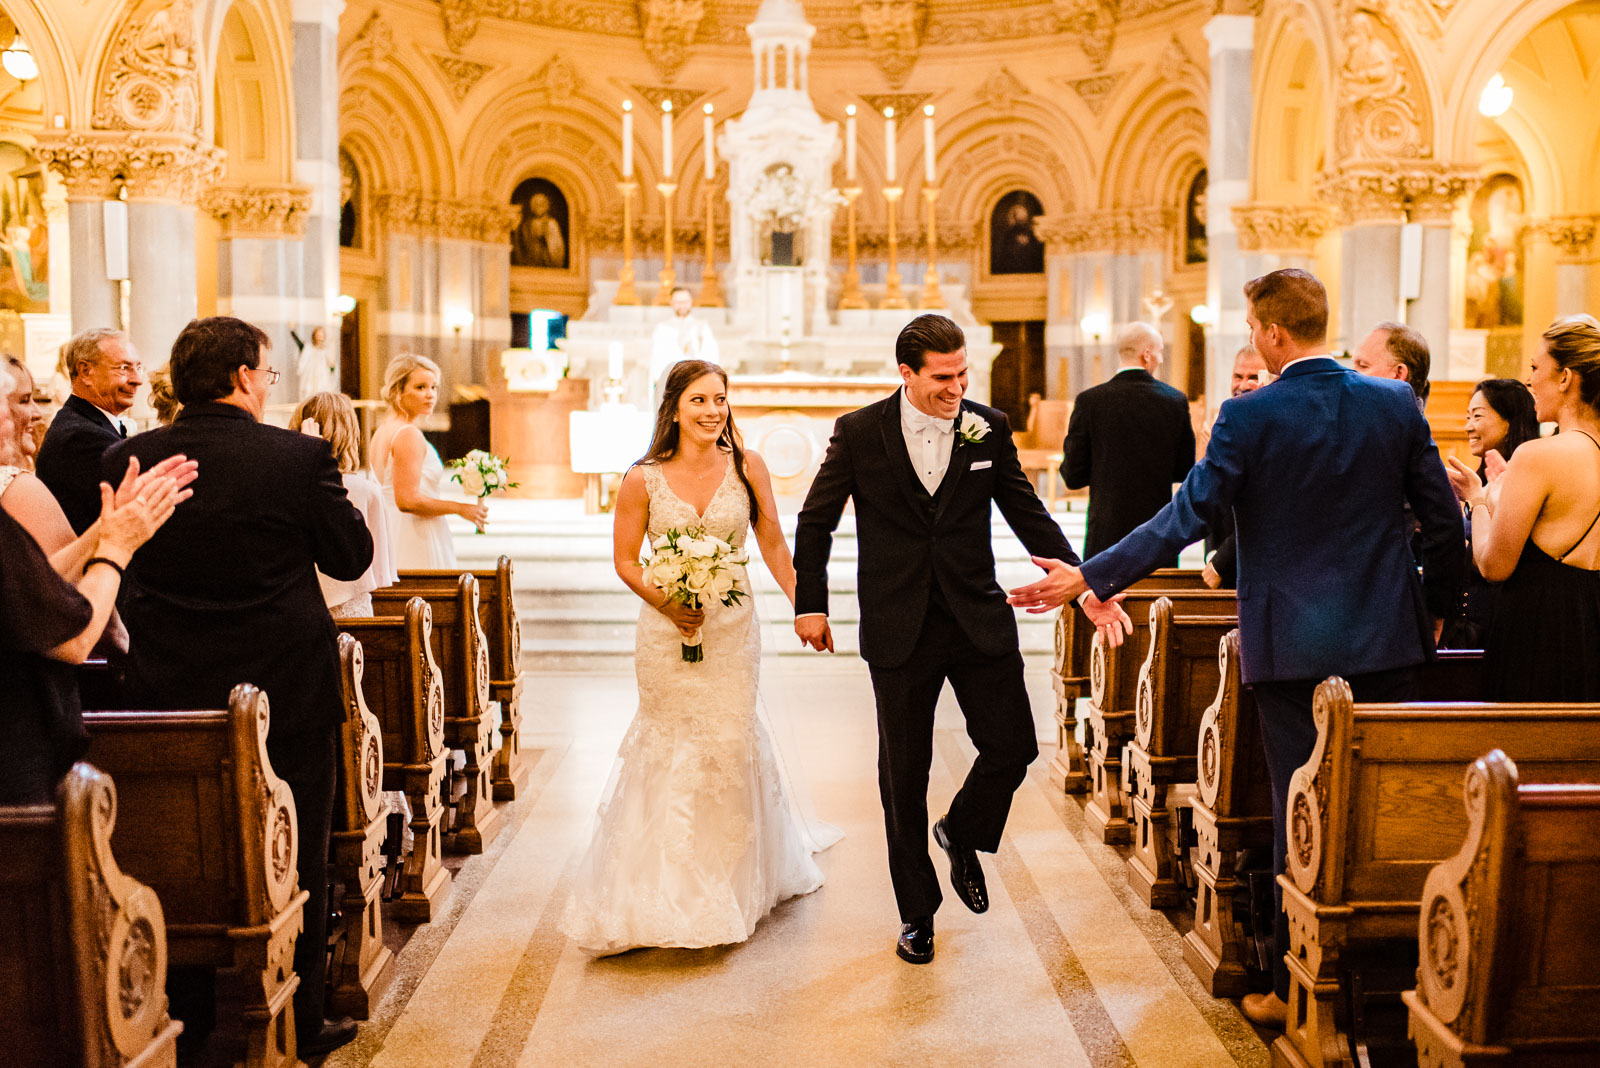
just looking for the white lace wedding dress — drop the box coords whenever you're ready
[562,459,833,956]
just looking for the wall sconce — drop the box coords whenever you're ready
[1190,303,1214,327]
[334,293,357,316]
[444,307,475,335]
[2,38,37,83]
[1079,310,1110,341]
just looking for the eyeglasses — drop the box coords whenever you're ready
[108,362,144,377]
[255,367,281,386]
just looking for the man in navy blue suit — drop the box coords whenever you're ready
[1008,269,1464,1026]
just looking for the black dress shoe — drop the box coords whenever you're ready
[933,816,989,914]
[299,1017,359,1057]
[896,919,935,964]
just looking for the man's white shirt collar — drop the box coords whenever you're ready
[86,398,124,433]
[899,386,953,432]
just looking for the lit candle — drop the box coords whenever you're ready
[608,341,624,381]
[621,99,633,178]
[883,107,896,184]
[703,103,715,181]
[661,99,674,178]
[845,104,857,182]
[923,104,936,183]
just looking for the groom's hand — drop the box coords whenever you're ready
[1006,556,1089,612]
[795,614,834,653]
[1081,591,1134,648]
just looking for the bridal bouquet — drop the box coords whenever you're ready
[643,526,748,662]
[448,450,519,519]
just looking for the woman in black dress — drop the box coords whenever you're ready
[1447,315,1600,700]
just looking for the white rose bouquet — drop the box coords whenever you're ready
[643,526,748,662]
[447,450,519,531]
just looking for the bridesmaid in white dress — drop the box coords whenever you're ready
[368,354,486,569]
[562,359,838,956]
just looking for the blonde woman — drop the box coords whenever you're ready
[368,354,484,568]
[292,392,397,617]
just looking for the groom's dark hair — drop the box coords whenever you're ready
[896,314,965,372]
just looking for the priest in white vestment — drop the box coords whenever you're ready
[650,287,719,399]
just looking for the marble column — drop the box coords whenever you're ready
[1401,172,1475,380]
[292,0,343,339]
[1204,13,1258,413]
[208,187,313,402]
[33,135,122,332]
[1540,216,1599,317]
[125,198,199,367]
[43,173,72,318]
[1321,170,1409,352]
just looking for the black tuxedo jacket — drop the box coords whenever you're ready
[1060,368,1195,560]
[104,402,373,737]
[36,394,126,534]
[794,392,1078,669]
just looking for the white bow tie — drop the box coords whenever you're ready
[905,409,953,434]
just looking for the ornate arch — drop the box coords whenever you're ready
[1440,1,1583,163]
[0,0,75,122]
[937,111,1088,225]
[1250,4,1330,203]
[208,0,294,183]
[1101,79,1208,210]
[339,65,454,196]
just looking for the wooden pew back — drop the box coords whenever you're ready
[1135,596,1239,756]
[1406,750,1600,1062]
[1090,588,1237,715]
[370,574,492,726]
[1055,569,1206,689]
[337,598,446,771]
[0,763,182,1068]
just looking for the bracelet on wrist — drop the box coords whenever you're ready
[84,556,126,579]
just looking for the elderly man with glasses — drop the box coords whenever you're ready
[35,328,145,533]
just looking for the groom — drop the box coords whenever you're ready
[793,314,1129,963]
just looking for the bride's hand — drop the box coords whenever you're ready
[657,598,704,637]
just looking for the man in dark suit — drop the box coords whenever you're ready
[792,314,1129,965]
[105,316,373,1057]
[36,328,144,533]
[1007,270,1463,1027]
[1061,321,1195,562]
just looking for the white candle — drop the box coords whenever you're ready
[622,100,633,178]
[845,104,857,182]
[661,99,673,179]
[883,107,896,184]
[608,341,624,381]
[702,103,715,181]
[923,104,936,183]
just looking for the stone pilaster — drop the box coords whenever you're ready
[293,0,343,351]
[1400,167,1477,378]
[34,132,127,333]
[1319,166,1409,352]
[206,185,314,400]
[1204,13,1258,412]
[1535,215,1599,317]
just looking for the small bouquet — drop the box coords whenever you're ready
[447,450,519,531]
[643,526,748,662]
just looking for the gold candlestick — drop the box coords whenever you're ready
[881,186,908,309]
[653,181,679,305]
[920,186,944,309]
[838,186,867,309]
[697,183,724,307]
[615,180,639,305]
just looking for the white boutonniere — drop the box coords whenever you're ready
[956,411,990,446]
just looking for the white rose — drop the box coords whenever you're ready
[959,411,991,442]
[458,467,487,497]
[686,568,713,596]
[710,570,736,600]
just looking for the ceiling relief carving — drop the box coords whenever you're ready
[93,0,201,136]
[441,0,483,52]
[531,55,581,105]
[1334,9,1428,164]
[977,67,1028,113]
[858,1,926,88]
[432,54,494,102]
[640,0,706,81]
[859,92,933,117]
[1063,71,1126,116]
[1054,0,1118,70]
[347,12,394,71]
[629,85,707,113]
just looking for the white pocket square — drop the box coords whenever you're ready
[971,460,993,470]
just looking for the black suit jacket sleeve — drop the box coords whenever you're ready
[991,412,1079,565]
[1173,409,1198,483]
[305,442,374,582]
[792,418,855,617]
[1404,406,1466,620]
[1059,398,1091,489]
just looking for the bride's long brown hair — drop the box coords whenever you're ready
[639,360,760,524]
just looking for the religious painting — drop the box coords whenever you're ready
[511,177,570,270]
[339,149,361,249]
[1184,169,1208,265]
[1464,173,1525,329]
[0,142,49,313]
[989,190,1044,275]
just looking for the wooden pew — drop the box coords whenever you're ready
[328,634,396,1018]
[1275,685,1600,1068]
[1403,750,1600,1068]
[337,598,452,923]
[370,574,503,854]
[0,762,184,1068]
[82,685,307,1068]
[390,558,527,799]
[1182,646,1488,997]
[1083,586,1236,842]
[1125,596,1238,907]
[1049,568,1205,794]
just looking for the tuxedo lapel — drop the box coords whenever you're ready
[931,402,974,523]
[877,393,935,516]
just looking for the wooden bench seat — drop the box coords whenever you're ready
[337,599,452,923]
[328,635,396,1018]
[82,686,307,1068]
[1275,686,1600,1068]
[1403,749,1600,1068]
[0,762,183,1068]
[1125,596,1238,907]
[370,574,503,854]
[1084,587,1236,843]
[1049,569,1204,794]
[391,558,527,799]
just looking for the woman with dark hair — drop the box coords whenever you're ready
[1447,315,1600,699]
[1441,378,1539,646]
[563,359,838,955]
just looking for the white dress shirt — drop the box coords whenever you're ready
[899,386,955,495]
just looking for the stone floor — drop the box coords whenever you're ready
[320,659,1269,1068]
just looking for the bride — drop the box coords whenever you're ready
[562,359,838,956]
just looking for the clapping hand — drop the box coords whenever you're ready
[97,457,196,557]
[112,454,199,511]
[1006,556,1089,612]
[1446,448,1506,510]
